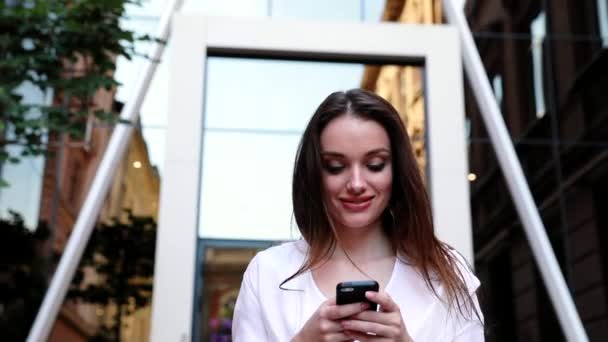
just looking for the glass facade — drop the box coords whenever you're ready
[199,57,364,241]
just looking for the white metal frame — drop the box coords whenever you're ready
[152,15,472,341]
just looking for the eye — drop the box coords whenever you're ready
[323,162,345,174]
[367,162,386,172]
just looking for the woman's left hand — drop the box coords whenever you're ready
[340,291,413,342]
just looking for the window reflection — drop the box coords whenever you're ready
[205,57,363,131]
[199,131,301,240]
[200,57,426,242]
[196,242,273,342]
[0,82,47,229]
[0,146,44,229]
[530,12,546,118]
[492,74,503,109]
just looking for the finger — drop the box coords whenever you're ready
[349,310,399,325]
[342,319,400,338]
[344,331,391,342]
[317,319,344,334]
[324,332,355,342]
[323,302,369,320]
[365,291,399,312]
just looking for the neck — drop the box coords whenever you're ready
[332,222,394,262]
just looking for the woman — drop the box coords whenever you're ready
[232,89,483,341]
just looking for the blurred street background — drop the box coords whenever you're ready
[1,0,607,341]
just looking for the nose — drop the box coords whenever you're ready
[346,166,366,194]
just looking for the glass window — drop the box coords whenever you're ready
[0,82,46,229]
[205,57,363,131]
[199,130,301,240]
[195,242,274,341]
[182,0,267,16]
[0,147,44,229]
[270,0,360,21]
[199,58,426,241]
[363,0,386,22]
[530,11,547,118]
[199,58,371,241]
[126,0,267,17]
[492,74,503,107]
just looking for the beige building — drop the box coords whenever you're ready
[362,0,443,173]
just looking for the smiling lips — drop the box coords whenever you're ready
[339,195,374,211]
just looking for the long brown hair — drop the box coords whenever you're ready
[284,88,479,319]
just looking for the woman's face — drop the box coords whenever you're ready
[320,114,393,232]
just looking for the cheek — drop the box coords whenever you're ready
[374,170,393,195]
[323,176,339,204]
[322,175,342,199]
[375,180,393,211]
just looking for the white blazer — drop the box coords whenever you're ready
[232,241,484,341]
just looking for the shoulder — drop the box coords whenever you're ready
[244,240,308,284]
[252,240,307,268]
[257,240,307,260]
[445,246,481,295]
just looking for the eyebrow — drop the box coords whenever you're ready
[321,148,391,158]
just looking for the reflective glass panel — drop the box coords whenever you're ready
[199,58,426,241]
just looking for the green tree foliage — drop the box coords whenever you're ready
[0,212,50,341]
[68,211,157,341]
[0,0,154,184]
[0,211,157,340]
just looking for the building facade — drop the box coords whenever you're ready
[38,95,160,341]
[464,0,608,341]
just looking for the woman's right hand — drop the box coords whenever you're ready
[292,297,369,342]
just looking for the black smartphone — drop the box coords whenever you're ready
[336,280,379,311]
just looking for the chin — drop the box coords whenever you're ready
[338,216,379,230]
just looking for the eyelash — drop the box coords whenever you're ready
[368,163,386,172]
[323,162,386,174]
[323,164,344,174]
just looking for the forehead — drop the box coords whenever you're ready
[320,115,390,154]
